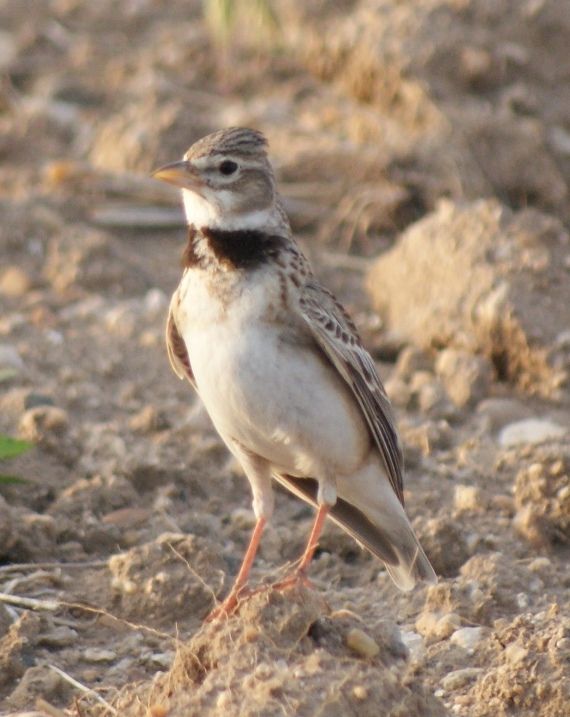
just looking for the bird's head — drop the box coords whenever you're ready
[152,127,279,230]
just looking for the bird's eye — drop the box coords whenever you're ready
[219,160,238,175]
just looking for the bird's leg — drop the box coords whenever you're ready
[205,516,266,621]
[297,503,330,574]
[206,445,274,622]
[274,504,330,591]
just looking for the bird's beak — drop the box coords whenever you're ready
[151,160,203,190]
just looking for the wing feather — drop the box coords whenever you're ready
[298,279,405,505]
[166,306,196,389]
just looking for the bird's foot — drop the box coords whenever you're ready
[272,570,313,592]
[205,585,252,622]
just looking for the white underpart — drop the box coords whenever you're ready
[174,266,370,519]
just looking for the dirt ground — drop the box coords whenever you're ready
[0,1,569,715]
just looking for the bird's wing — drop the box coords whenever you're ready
[166,304,196,389]
[298,277,405,505]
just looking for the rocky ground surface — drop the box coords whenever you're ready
[0,1,568,716]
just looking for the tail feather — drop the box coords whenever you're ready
[274,473,437,591]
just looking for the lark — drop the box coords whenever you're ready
[153,127,436,618]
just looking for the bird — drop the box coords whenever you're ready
[152,127,436,618]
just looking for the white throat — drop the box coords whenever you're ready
[182,189,219,228]
[182,189,281,232]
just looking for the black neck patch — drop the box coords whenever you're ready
[199,227,287,270]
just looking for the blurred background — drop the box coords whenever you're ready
[0,1,569,715]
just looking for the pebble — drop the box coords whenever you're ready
[399,630,425,661]
[352,685,368,700]
[37,625,78,648]
[83,648,117,663]
[477,397,532,431]
[416,611,461,640]
[24,393,55,410]
[345,628,380,658]
[498,418,566,447]
[528,557,551,573]
[435,349,493,407]
[441,667,483,691]
[216,690,233,710]
[0,343,25,372]
[19,406,69,440]
[454,485,482,512]
[384,376,411,408]
[504,643,528,665]
[129,405,169,433]
[450,627,486,651]
[0,266,32,297]
[395,346,433,379]
[148,652,174,669]
[460,46,493,86]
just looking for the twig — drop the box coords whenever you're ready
[48,665,117,714]
[167,542,223,609]
[0,560,107,574]
[0,592,60,611]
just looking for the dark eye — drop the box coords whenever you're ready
[219,160,238,175]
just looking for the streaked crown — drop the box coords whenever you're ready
[184,127,268,161]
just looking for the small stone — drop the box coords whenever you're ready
[498,418,566,447]
[384,376,411,408]
[0,266,32,297]
[528,557,551,573]
[83,648,117,663]
[416,518,469,577]
[436,613,462,639]
[216,690,233,710]
[416,611,460,640]
[454,485,482,512]
[441,667,483,691]
[504,643,528,665]
[345,628,380,658]
[148,652,173,669]
[395,346,433,379]
[477,397,532,431]
[460,46,493,86]
[435,349,493,408]
[417,380,453,418]
[19,406,69,441]
[102,507,151,527]
[0,344,25,372]
[450,627,486,651]
[6,664,70,708]
[24,393,55,410]
[37,625,78,648]
[243,625,259,642]
[399,630,425,661]
[352,685,368,700]
[129,405,169,433]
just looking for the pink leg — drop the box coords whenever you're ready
[206,516,266,621]
[274,504,330,591]
[297,504,330,573]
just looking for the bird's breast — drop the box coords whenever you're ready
[174,269,369,476]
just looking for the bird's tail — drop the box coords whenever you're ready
[275,472,436,592]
